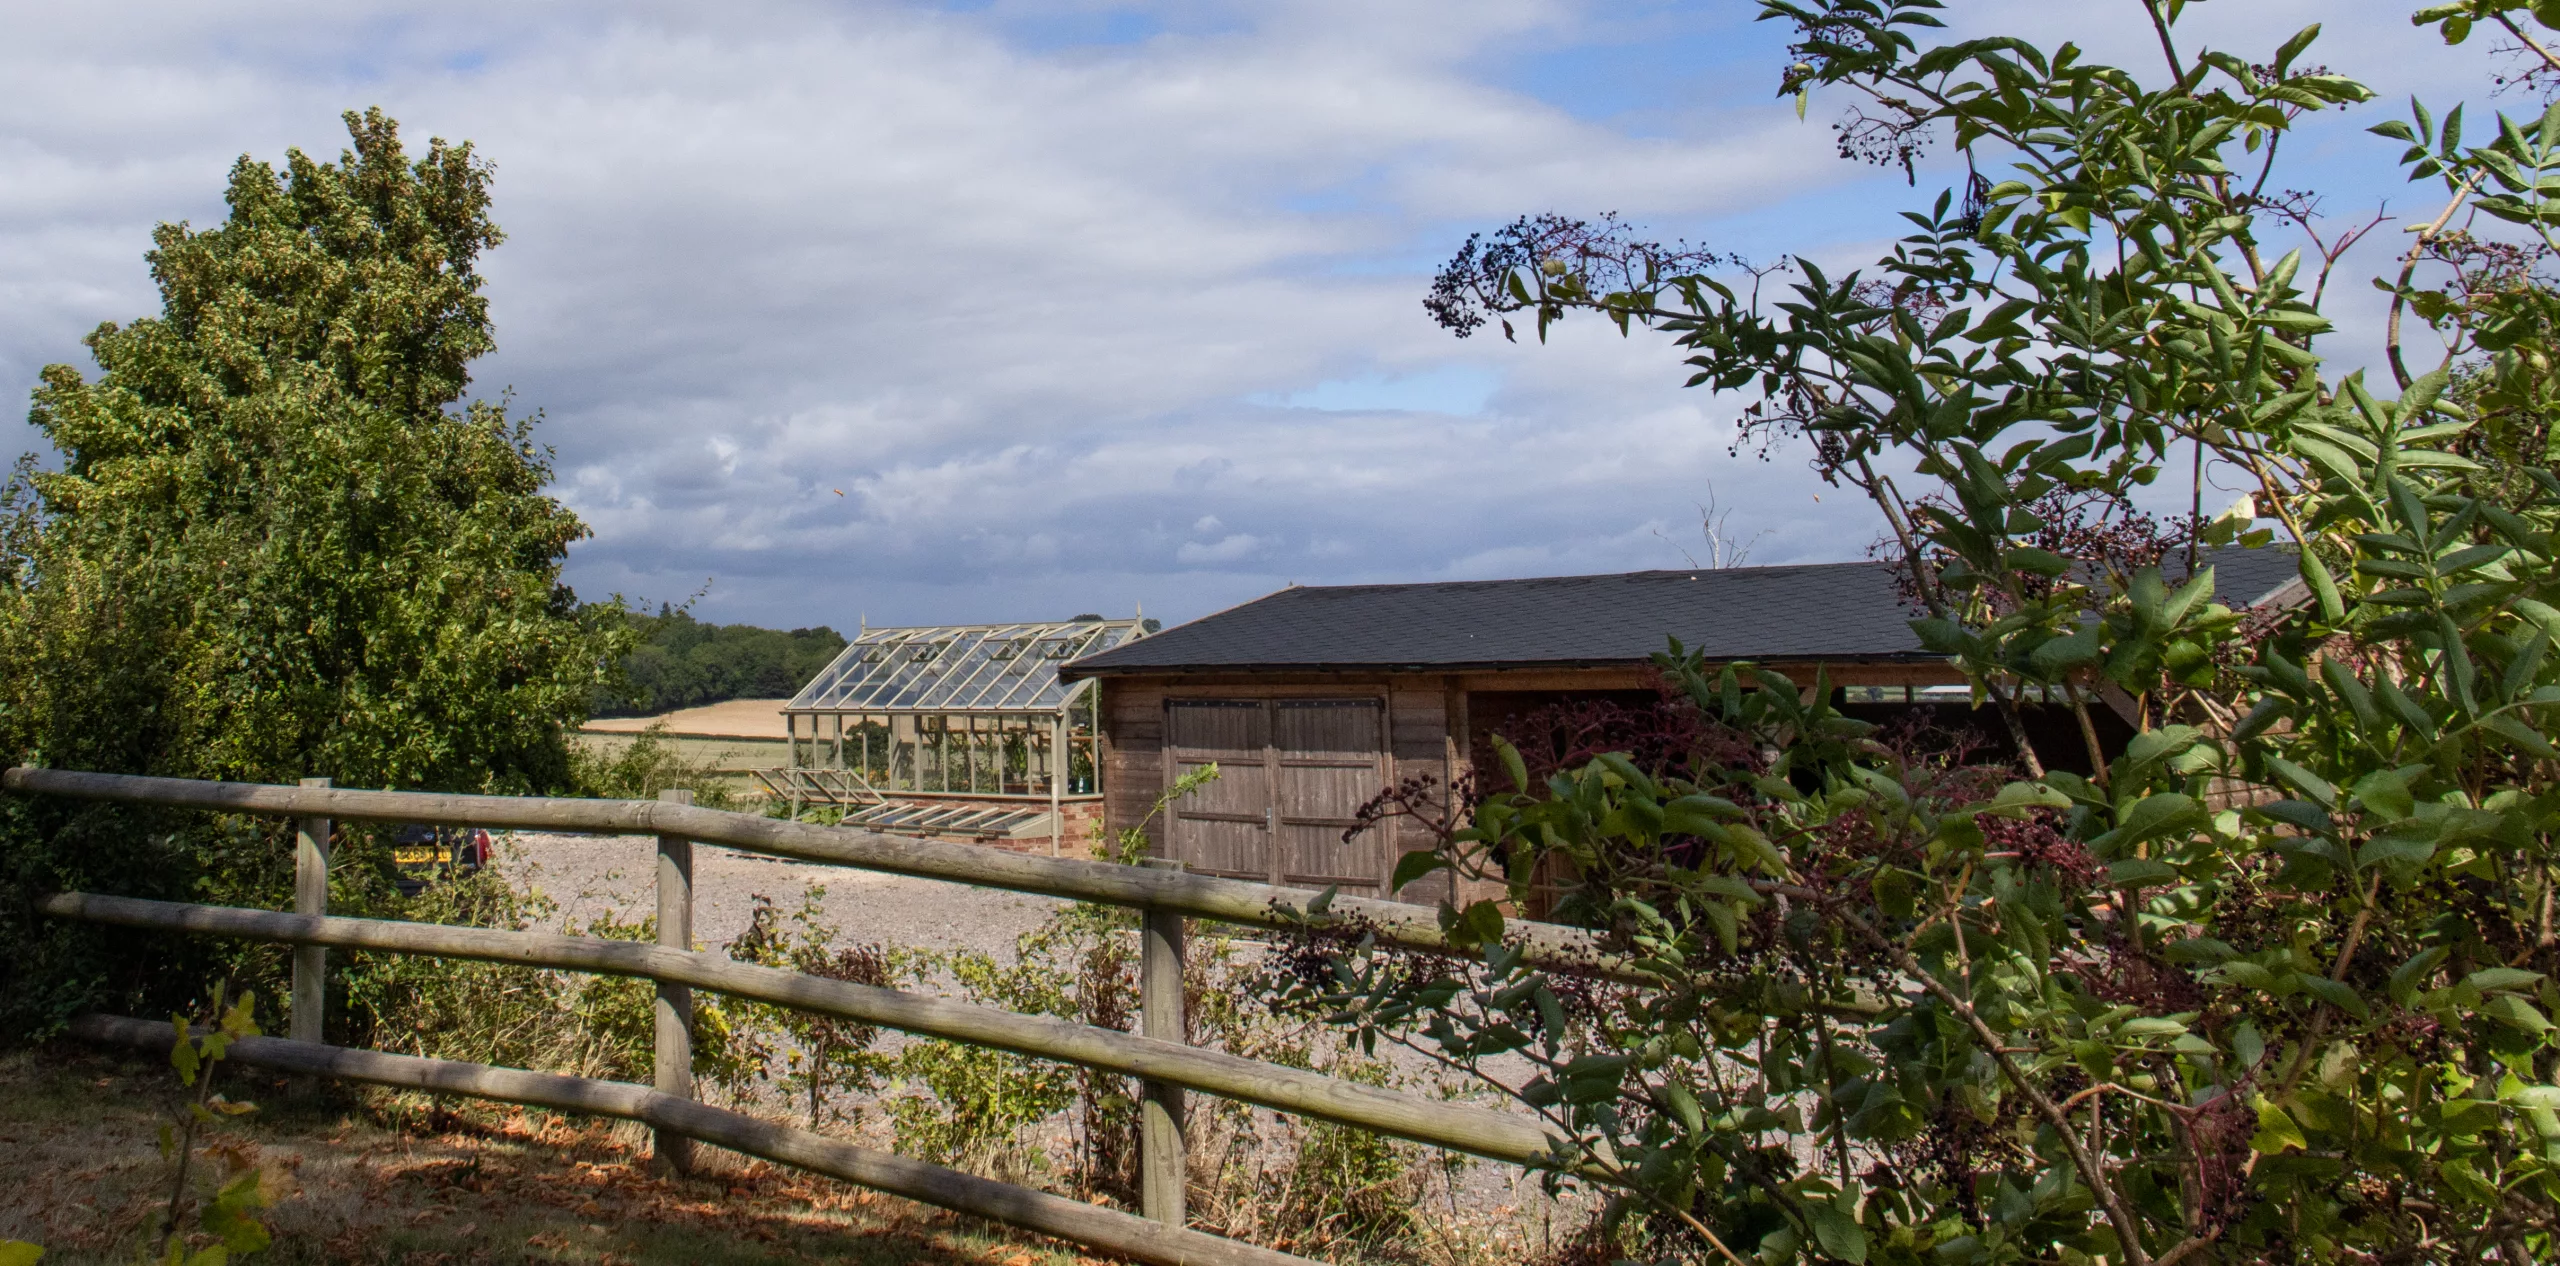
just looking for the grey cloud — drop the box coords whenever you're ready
[2,0,2488,632]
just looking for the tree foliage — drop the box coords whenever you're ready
[598,607,846,717]
[0,109,623,1037]
[1297,5,2560,1263]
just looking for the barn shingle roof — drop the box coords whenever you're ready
[1061,548,2304,678]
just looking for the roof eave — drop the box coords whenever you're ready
[1060,651,1949,681]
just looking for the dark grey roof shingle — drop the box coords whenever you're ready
[1064,548,2304,678]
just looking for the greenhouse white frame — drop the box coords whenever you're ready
[757,617,1147,849]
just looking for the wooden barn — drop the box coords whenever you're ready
[1058,551,2305,901]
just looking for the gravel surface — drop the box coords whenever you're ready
[482,827,1596,1245]
[493,831,1072,964]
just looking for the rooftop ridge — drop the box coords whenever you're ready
[1273,558,1891,596]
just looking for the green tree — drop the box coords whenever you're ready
[600,606,846,717]
[0,108,624,1036]
[1296,4,2560,1263]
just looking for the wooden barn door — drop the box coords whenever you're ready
[1163,697,1389,893]
[1272,700,1388,891]
[1162,700,1274,883]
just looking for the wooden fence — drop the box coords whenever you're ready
[6,766,1620,1266]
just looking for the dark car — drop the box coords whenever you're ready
[390,824,491,896]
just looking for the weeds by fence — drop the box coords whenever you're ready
[10,765,1606,1266]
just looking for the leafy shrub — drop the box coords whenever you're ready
[0,108,625,1042]
[565,723,744,812]
[151,987,276,1266]
[1291,5,2560,1264]
[887,942,1083,1184]
[722,888,894,1127]
[336,845,755,1090]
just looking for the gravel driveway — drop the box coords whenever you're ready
[482,827,1591,1244]
[493,831,1073,965]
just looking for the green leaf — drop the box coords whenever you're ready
[2298,974,2370,1019]
[2351,768,2416,820]
[2355,831,2437,870]
[170,1015,201,1087]
[2252,1098,2310,1154]
[2300,551,2346,621]
[2376,679,2439,741]
[2107,858,2181,886]
[2466,967,2546,993]
[1871,868,1918,920]
[2257,799,2333,834]
[1988,780,2071,812]
[2029,622,2103,675]
[2322,659,2381,732]
[1389,848,1449,894]
[1493,736,1529,794]
[1660,1079,1705,1133]
[2007,546,2071,577]
[2504,1082,2560,1110]
[1807,1202,1869,1265]
[2480,712,2559,759]
[2391,947,2449,1005]
[2219,961,2280,990]
[2165,937,2238,965]
[2268,758,2341,807]
[2485,994,2554,1033]
[0,1242,43,1266]
[1910,617,1974,655]
[1662,794,1743,833]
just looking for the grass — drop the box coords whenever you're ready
[0,1043,1094,1266]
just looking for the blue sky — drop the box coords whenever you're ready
[0,0,2520,631]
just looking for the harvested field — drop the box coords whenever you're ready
[583,700,795,740]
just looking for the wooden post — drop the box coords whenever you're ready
[654,788,696,1175]
[1049,712,1066,857]
[1138,861,1187,1227]
[290,777,332,1044]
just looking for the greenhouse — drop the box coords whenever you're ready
[757,617,1147,850]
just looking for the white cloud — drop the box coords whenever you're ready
[1176,533,1266,564]
[0,0,2506,629]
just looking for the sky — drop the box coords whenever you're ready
[0,0,2521,630]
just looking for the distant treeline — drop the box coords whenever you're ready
[597,607,848,717]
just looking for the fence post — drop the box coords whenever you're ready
[1138,860,1187,1227]
[290,777,332,1044]
[654,787,696,1176]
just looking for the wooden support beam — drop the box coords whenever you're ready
[655,787,695,1175]
[290,777,331,1044]
[1140,887,1187,1226]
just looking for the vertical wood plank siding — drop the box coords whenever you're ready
[1101,677,1455,900]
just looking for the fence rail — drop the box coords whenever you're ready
[68,1014,1315,1266]
[39,891,1562,1167]
[5,766,1636,979]
[11,765,1599,1266]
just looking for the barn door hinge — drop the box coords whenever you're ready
[1264,806,1275,832]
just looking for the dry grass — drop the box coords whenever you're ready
[0,1043,1094,1266]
